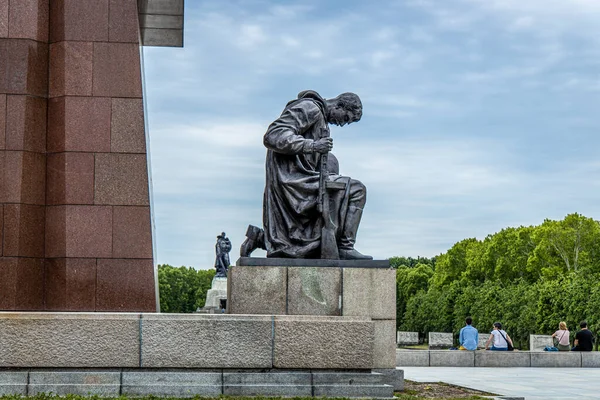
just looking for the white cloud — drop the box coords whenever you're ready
[143,0,600,268]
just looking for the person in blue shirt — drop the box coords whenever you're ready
[459,317,479,350]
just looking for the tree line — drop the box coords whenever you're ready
[158,265,215,313]
[394,213,600,349]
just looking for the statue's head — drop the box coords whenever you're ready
[326,93,362,127]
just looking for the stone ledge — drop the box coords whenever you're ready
[273,316,374,369]
[530,352,582,367]
[430,350,474,367]
[236,257,390,268]
[396,350,430,367]
[582,352,600,367]
[0,369,399,398]
[0,313,386,370]
[397,349,599,368]
[0,313,139,367]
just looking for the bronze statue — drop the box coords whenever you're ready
[241,90,371,260]
[215,232,232,277]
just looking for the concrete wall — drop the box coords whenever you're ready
[397,349,600,368]
[0,312,375,370]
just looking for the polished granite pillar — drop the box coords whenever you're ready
[0,0,158,312]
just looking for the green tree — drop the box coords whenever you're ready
[158,264,215,313]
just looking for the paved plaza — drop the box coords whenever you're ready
[401,366,600,400]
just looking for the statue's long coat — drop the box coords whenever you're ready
[263,91,350,258]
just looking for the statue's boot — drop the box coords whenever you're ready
[240,225,266,257]
[338,206,373,260]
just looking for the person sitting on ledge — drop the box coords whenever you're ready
[459,317,479,351]
[485,322,513,351]
[551,321,571,352]
[571,321,594,351]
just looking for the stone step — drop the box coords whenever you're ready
[314,384,394,398]
[223,371,311,385]
[0,372,28,396]
[28,371,121,396]
[312,371,385,385]
[122,385,222,397]
[223,384,313,397]
[122,371,223,397]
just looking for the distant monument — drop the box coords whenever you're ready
[214,232,232,277]
[240,90,372,260]
[201,232,231,312]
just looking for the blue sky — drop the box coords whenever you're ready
[142,0,600,269]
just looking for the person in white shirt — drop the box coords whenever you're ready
[485,322,514,351]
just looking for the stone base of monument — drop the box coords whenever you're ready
[0,370,398,397]
[200,276,228,312]
[227,258,400,393]
[0,312,399,397]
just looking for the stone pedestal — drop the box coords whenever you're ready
[428,332,453,349]
[530,334,553,351]
[202,277,227,311]
[228,259,397,370]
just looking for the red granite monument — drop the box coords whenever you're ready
[0,0,183,311]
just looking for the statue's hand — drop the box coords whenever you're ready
[313,137,333,154]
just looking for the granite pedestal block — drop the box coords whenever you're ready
[140,314,273,368]
[0,313,139,367]
[287,267,341,315]
[530,334,553,351]
[428,332,453,349]
[202,276,227,311]
[397,331,419,346]
[228,262,397,370]
[273,316,374,369]
[478,335,489,349]
[227,266,287,314]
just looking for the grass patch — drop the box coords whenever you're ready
[395,380,498,399]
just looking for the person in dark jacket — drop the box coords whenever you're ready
[572,321,594,351]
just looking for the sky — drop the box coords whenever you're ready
[142,0,600,270]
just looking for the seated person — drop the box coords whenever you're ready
[551,321,570,351]
[459,317,479,350]
[572,321,594,351]
[485,322,513,351]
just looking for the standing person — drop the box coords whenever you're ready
[551,321,570,351]
[459,317,479,350]
[485,322,514,351]
[572,321,594,351]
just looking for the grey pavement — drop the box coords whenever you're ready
[400,367,600,400]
